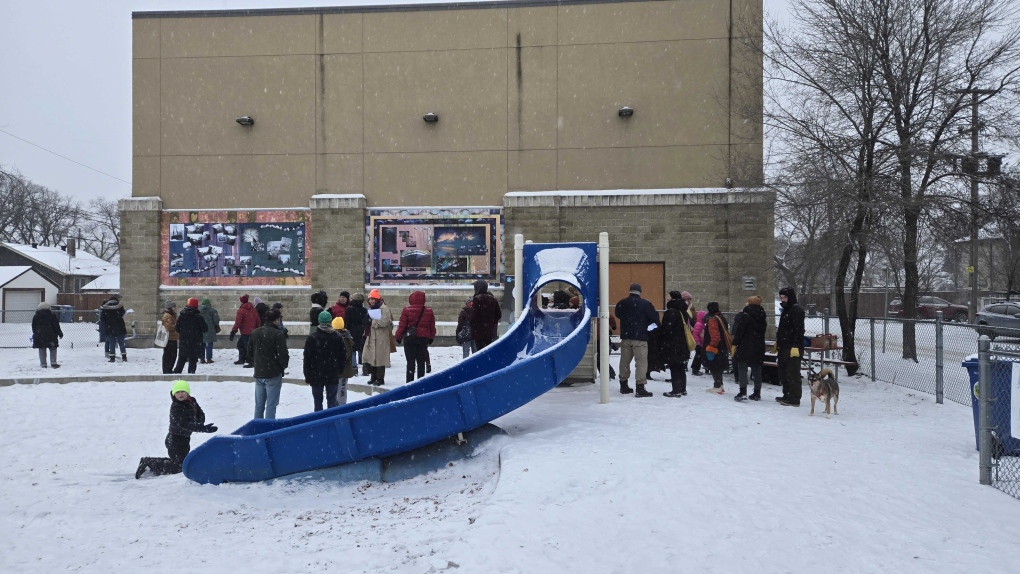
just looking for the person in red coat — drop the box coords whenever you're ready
[470,280,502,350]
[229,294,261,367]
[329,291,350,319]
[394,290,437,383]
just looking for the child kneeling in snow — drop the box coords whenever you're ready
[135,380,217,479]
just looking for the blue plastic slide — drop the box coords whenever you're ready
[183,242,599,484]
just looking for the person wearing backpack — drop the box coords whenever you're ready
[333,316,357,405]
[395,291,437,383]
[456,298,475,358]
[703,301,732,394]
[303,310,347,411]
[345,293,370,375]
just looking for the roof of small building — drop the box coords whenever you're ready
[1,243,116,277]
[81,272,120,292]
[0,266,34,288]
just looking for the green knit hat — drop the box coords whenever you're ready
[318,310,333,325]
[200,298,211,306]
[171,380,191,395]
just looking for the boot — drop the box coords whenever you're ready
[635,384,653,398]
[122,353,128,362]
[206,358,214,364]
[362,364,372,377]
[374,367,386,386]
[135,457,151,479]
[748,392,761,401]
[734,390,748,402]
[234,357,245,365]
[663,380,684,398]
[108,355,116,363]
[619,380,634,394]
[425,360,432,374]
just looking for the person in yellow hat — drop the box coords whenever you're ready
[135,380,217,479]
[333,316,356,403]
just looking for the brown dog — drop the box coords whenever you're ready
[808,368,839,418]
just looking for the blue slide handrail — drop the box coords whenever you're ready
[182,242,599,484]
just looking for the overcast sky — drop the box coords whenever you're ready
[0,0,792,204]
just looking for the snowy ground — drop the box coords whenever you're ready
[3,344,1020,573]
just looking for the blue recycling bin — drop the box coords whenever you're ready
[961,357,1020,455]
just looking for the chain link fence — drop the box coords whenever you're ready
[0,308,139,350]
[978,337,1020,500]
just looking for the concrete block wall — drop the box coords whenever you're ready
[118,197,163,334]
[504,190,775,313]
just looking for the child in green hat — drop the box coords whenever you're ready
[135,380,218,479]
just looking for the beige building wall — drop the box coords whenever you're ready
[132,0,763,209]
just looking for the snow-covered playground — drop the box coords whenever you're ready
[2,344,1019,573]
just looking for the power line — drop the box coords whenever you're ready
[0,128,131,186]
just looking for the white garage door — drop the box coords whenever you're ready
[3,290,43,323]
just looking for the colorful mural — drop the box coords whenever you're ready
[160,210,311,287]
[366,208,503,285]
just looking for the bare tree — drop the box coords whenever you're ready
[78,197,121,263]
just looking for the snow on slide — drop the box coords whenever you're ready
[182,242,600,484]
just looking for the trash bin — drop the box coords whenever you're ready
[807,303,818,316]
[52,305,74,323]
[961,357,1020,455]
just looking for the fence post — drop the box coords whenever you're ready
[823,308,830,360]
[978,335,992,486]
[935,311,944,404]
[870,318,876,381]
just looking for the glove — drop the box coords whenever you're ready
[705,351,716,362]
[202,424,218,433]
[396,337,402,345]
[229,331,236,341]
[769,343,778,354]
[790,347,800,358]
[731,345,738,356]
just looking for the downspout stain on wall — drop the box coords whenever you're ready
[516,32,523,150]
[316,14,327,193]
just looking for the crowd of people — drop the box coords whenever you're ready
[614,284,806,406]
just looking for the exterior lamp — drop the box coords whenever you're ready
[236,116,255,126]
[618,106,634,117]
[423,112,439,123]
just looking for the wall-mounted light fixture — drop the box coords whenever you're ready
[236,116,255,126]
[618,106,634,118]
[423,112,439,123]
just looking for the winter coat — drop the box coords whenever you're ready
[344,300,369,352]
[303,326,346,388]
[469,292,501,343]
[168,392,207,437]
[659,299,691,363]
[161,310,179,342]
[329,300,348,319]
[614,294,660,342]
[255,302,269,326]
[776,292,806,351]
[338,330,357,378]
[199,304,221,344]
[231,302,260,336]
[732,304,767,365]
[175,306,209,359]
[693,311,707,347]
[247,322,289,379]
[456,302,473,344]
[395,291,437,344]
[309,304,326,327]
[362,301,393,368]
[100,301,127,337]
[31,309,62,349]
[704,313,730,353]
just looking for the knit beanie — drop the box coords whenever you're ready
[254,297,263,305]
[340,291,351,299]
[352,293,365,302]
[171,380,190,395]
[200,298,211,306]
[681,291,693,302]
[37,302,51,310]
[240,294,249,304]
[747,295,763,306]
[165,300,176,310]
[187,298,199,308]
[368,289,381,300]
[629,283,642,295]
[332,317,345,330]
[669,290,683,300]
[707,301,720,314]
[318,310,333,325]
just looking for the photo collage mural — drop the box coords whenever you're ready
[366,208,503,286]
[160,210,310,287]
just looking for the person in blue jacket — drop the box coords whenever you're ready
[613,283,660,397]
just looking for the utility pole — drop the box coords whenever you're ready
[954,88,998,323]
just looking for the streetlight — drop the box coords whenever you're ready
[883,267,890,353]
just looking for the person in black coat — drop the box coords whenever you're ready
[100,297,128,362]
[345,293,370,374]
[776,287,806,406]
[309,290,329,326]
[174,298,208,375]
[732,295,768,401]
[470,280,502,350]
[613,283,660,397]
[254,297,269,325]
[659,298,691,397]
[31,302,63,368]
[303,310,347,411]
[135,380,217,478]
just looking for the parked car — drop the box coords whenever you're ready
[888,296,969,322]
[976,302,1020,339]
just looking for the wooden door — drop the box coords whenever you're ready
[609,263,665,332]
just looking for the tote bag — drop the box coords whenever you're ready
[154,322,169,348]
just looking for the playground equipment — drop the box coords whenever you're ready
[183,237,610,484]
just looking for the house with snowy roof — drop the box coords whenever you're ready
[0,243,117,294]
